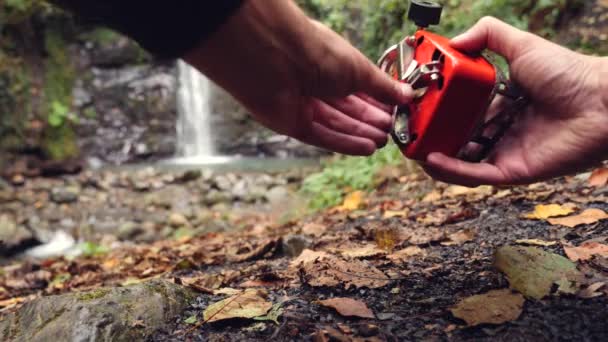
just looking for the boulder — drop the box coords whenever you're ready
[0,279,195,342]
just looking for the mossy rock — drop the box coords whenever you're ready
[0,279,196,342]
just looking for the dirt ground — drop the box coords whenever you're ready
[141,170,608,342]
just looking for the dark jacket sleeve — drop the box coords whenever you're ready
[52,1,244,60]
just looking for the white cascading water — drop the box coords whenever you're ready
[176,59,214,157]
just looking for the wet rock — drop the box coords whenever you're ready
[0,214,38,257]
[10,174,25,186]
[168,213,189,228]
[282,234,312,258]
[202,189,232,206]
[265,185,290,204]
[0,279,195,342]
[117,221,143,241]
[174,170,202,183]
[50,187,79,204]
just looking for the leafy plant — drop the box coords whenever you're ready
[300,143,404,210]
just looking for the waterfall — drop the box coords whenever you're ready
[176,60,214,157]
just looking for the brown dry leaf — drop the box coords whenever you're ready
[374,227,403,251]
[547,208,608,228]
[589,168,608,187]
[441,229,476,246]
[203,289,272,323]
[450,289,525,326]
[301,255,389,289]
[213,288,242,296]
[317,297,375,319]
[409,228,446,245]
[290,249,330,268]
[229,238,281,263]
[382,209,410,219]
[339,191,365,211]
[338,244,386,259]
[563,241,608,262]
[444,185,493,199]
[515,239,557,247]
[523,204,576,220]
[302,223,327,237]
[578,282,606,299]
[386,246,426,262]
[422,190,442,203]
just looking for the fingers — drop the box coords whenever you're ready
[326,95,393,132]
[450,16,533,61]
[424,152,509,187]
[304,122,378,156]
[355,57,414,105]
[313,99,389,148]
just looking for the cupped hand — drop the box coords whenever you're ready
[184,0,412,156]
[423,17,608,186]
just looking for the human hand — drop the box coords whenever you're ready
[184,0,413,156]
[423,17,608,186]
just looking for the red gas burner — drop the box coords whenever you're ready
[378,0,528,162]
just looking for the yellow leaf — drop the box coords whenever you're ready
[515,239,557,247]
[523,204,576,220]
[383,209,410,219]
[203,289,272,323]
[547,208,608,228]
[340,191,364,211]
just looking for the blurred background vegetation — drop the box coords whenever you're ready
[0,0,604,209]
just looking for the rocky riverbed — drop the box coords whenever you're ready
[0,165,315,261]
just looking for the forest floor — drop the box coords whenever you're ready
[2,164,608,341]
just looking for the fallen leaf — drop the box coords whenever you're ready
[254,302,284,324]
[302,223,327,237]
[494,246,584,299]
[523,204,576,220]
[548,209,608,228]
[589,168,608,187]
[515,239,557,247]
[422,190,442,202]
[578,282,605,299]
[382,209,410,219]
[563,241,608,262]
[213,288,242,296]
[450,289,524,326]
[441,229,476,246]
[203,289,272,323]
[317,297,375,319]
[386,246,426,262]
[340,191,365,211]
[374,227,402,251]
[184,315,198,325]
[301,255,389,289]
[338,244,386,259]
[444,185,493,199]
[290,249,330,268]
[230,238,281,262]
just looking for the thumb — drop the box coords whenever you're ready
[450,16,533,62]
[356,57,414,106]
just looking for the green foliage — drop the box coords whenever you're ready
[300,143,404,210]
[78,241,109,257]
[48,100,69,127]
[299,0,581,60]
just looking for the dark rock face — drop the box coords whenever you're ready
[0,279,195,342]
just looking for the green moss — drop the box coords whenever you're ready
[42,28,79,160]
[77,288,111,301]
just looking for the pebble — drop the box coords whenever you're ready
[168,213,188,228]
[50,187,79,204]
